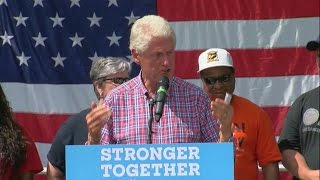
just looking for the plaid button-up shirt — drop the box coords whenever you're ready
[100,74,220,144]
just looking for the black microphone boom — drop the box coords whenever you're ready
[154,76,169,122]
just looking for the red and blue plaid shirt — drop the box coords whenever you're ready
[100,73,220,144]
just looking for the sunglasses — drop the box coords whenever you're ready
[202,73,232,85]
[101,77,130,85]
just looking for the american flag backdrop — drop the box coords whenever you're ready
[0,0,319,177]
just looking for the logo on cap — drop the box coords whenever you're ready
[207,51,218,62]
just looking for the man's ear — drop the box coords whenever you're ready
[131,49,140,65]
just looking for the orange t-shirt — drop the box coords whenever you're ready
[231,95,281,180]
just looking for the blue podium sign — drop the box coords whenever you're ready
[66,143,233,179]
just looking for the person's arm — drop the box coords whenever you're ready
[47,161,65,180]
[254,108,281,179]
[261,162,280,180]
[282,149,320,180]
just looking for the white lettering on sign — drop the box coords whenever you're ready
[101,146,200,161]
[101,163,200,177]
[100,146,201,177]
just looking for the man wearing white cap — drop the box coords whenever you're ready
[278,35,320,180]
[198,48,281,180]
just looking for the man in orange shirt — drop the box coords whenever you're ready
[198,48,282,180]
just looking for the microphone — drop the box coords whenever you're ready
[154,76,169,122]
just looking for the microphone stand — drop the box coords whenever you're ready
[147,99,155,144]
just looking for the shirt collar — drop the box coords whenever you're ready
[136,71,172,99]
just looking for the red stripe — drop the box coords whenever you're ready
[14,113,71,143]
[262,106,290,136]
[174,48,319,79]
[157,0,320,21]
[14,107,289,142]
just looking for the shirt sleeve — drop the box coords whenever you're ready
[278,96,303,152]
[19,128,43,174]
[100,95,115,144]
[256,109,282,167]
[199,93,220,142]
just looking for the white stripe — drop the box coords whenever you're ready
[2,75,319,113]
[35,142,51,167]
[236,75,319,107]
[171,17,320,50]
[2,83,96,114]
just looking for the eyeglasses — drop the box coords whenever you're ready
[202,73,232,85]
[100,77,130,85]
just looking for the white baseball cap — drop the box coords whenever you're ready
[198,48,233,72]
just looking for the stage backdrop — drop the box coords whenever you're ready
[0,0,319,175]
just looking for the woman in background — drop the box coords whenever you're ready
[0,84,43,180]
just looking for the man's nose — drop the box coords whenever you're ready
[161,54,172,66]
[212,81,224,88]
